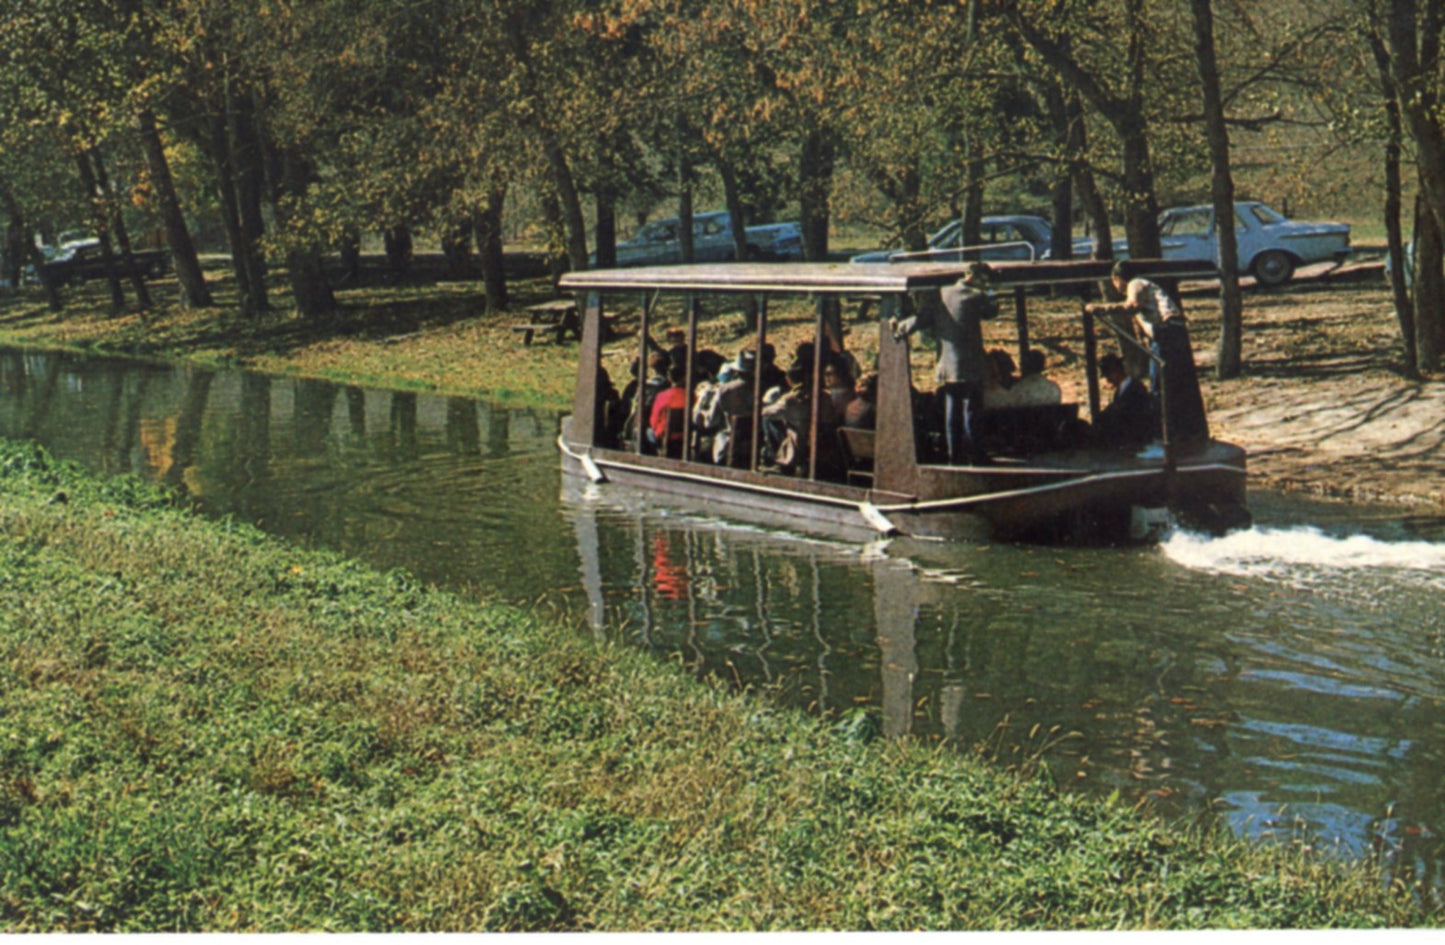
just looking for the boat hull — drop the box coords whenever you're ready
[559,419,1247,545]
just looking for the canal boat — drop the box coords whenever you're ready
[556,259,1249,544]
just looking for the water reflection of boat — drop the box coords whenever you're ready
[557,260,1248,544]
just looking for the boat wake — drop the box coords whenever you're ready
[1162,524,1445,587]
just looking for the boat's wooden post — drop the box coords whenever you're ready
[1082,304,1101,422]
[570,290,604,446]
[749,294,768,472]
[637,291,651,454]
[1158,356,1178,505]
[808,295,828,480]
[684,293,698,462]
[874,293,920,496]
[1013,285,1030,362]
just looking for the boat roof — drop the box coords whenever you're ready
[558,258,1218,295]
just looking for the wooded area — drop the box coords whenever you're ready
[1,0,1443,374]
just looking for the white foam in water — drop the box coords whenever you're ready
[1162,525,1445,581]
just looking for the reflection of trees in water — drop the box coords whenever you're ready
[162,368,213,492]
[293,379,339,456]
[19,353,61,440]
[482,404,510,458]
[99,371,149,476]
[345,386,366,438]
[389,391,418,458]
[446,398,480,455]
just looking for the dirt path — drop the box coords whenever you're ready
[1192,277,1445,509]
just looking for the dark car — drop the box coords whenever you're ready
[42,238,169,286]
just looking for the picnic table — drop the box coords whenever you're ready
[511,299,582,346]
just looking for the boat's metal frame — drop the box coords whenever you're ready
[557,258,1248,544]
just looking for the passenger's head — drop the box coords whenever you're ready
[987,348,1016,386]
[1110,260,1135,292]
[665,327,686,346]
[961,261,993,288]
[1020,349,1046,377]
[649,351,670,375]
[1099,353,1127,386]
[668,362,686,386]
[855,372,878,400]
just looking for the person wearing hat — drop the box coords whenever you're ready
[1086,260,1208,443]
[698,345,760,460]
[890,261,999,464]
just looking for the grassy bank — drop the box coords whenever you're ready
[0,438,1430,931]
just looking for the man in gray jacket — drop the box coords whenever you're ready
[891,262,999,464]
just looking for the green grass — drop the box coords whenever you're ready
[0,438,1431,931]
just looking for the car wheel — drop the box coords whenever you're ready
[1252,250,1295,287]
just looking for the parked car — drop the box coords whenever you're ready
[851,214,1055,264]
[1072,201,1351,287]
[742,221,804,261]
[594,211,802,267]
[41,237,169,286]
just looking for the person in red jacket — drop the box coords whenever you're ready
[648,362,689,454]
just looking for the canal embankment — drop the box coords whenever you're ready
[0,437,1431,930]
[2,271,1440,512]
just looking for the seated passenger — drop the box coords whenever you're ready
[648,362,689,454]
[823,362,854,417]
[1094,353,1157,449]
[763,363,841,475]
[982,348,1022,409]
[843,372,878,430]
[700,348,758,462]
[1009,349,1063,406]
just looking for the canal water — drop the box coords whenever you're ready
[3,347,1444,893]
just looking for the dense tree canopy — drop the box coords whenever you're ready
[0,0,1438,368]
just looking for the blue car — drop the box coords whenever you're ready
[851,215,1055,264]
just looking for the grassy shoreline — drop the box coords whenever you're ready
[0,438,1431,930]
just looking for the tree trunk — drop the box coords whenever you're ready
[0,184,61,310]
[384,225,413,280]
[1044,82,1075,262]
[138,108,212,309]
[1190,0,1243,379]
[1118,118,1162,259]
[542,136,588,272]
[799,130,834,261]
[593,186,617,270]
[91,149,153,311]
[541,189,569,285]
[73,151,127,313]
[721,160,759,330]
[1368,27,1419,376]
[274,151,335,318]
[678,166,695,263]
[440,225,473,278]
[207,111,256,316]
[1415,194,1445,371]
[477,179,509,313]
[962,137,986,250]
[338,230,362,285]
[228,92,270,312]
